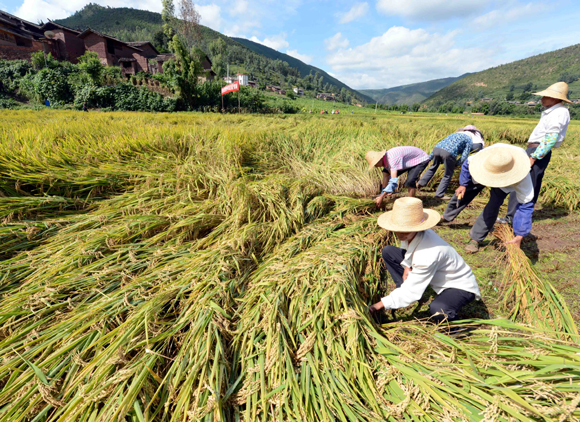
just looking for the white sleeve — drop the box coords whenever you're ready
[381,260,437,309]
[514,174,534,204]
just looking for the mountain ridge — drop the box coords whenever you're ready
[424,43,580,106]
[360,74,470,105]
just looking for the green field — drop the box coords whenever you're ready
[1,110,579,421]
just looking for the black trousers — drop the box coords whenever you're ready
[381,246,475,322]
[442,184,485,222]
[418,148,457,197]
[506,146,551,218]
[471,187,509,243]
[470,143,483,153]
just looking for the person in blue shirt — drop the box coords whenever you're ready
[459,144,535,253]
[418,132,473,199]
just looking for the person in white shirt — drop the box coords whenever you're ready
[498,82,571,226]
[368,197,481,323]
[457,125,485,152]
[463,144,534,252]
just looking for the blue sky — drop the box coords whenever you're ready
[4,0,580,90]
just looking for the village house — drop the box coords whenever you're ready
[526,101,537,107]
[0,10,215,80]
[293,87,304,96]
[0,10,52,61]
[237,73,248,86]
[316,93,335,101]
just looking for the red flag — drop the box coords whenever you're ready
[221,81,240,95]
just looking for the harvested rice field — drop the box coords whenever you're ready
[1,110,580,421]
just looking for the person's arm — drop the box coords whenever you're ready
[379,260,437,310]
[530,132,558,162]
[458,159,474,187]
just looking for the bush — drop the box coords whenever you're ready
[21,66,76,105]
[74,83,176,112]
[78,51,104,84]
[0,60,32,94]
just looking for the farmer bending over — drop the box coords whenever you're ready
[365,146,430,207]
[417,129,475,200]
[369,197,481,323]
[457,125,484,153]
[498,82,571,226]
[464,144,534,253]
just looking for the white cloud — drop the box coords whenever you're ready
[229,0,249,15]
[376,0,490,21]
[326,26,497,89]
[473,2,549,28]
[324,32,349,50]
[249,33,289,51]
[286,49,312,64]
[337,2,368,24]
[197,4,222,31]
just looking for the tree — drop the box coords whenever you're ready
[175,0,201,51]
[209,38,227,78]
[411,103,420,112]
[506,91,514,101]
[78,51,104,84]
[559,71,579,84]
[522,82,533,93]
[162,0,176,50]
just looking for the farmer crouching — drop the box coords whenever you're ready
[464,144,534,253]
[369,197,481,323]
[365,146,430,207]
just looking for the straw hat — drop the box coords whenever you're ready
[377,197,440,232]
[533,82,572,104]
[469,144,530,188]
[457,125,483,138]
[365,150,386,170]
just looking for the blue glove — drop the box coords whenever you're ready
[383,177,399,194]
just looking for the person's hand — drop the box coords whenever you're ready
[529,157,536,167]
[375,193,386,207]
[369,301,385,314]
[402,266,412,281]
[455,186,466,200]
[505,235,523,248]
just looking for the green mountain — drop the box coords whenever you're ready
[55,4,370,104]
[424,44,580,106]
[231,37,374,103]
[360,74,469,105]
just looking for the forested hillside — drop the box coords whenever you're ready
[360,74,469,105]
[55,3,370,103]
[424,43,580,106]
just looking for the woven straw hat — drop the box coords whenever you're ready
[377,197,440,232]
[469,144,529,188]
[533,82,572,104]
[365,150,386,170]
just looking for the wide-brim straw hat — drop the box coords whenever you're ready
[377,197,440,232]
[457,125,483,138]
[365,150,386,170]
[469,144,530,188]
[533,82,572,104]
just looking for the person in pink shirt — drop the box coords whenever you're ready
[366,146,430,206]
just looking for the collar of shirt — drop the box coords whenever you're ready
[541,103,564,116]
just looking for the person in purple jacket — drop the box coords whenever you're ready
[366,146,430,206]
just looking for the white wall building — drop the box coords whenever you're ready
[238,74,248,86]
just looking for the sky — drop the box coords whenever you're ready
[4,0,580,90]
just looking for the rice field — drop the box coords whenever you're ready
[1,109,580,421]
